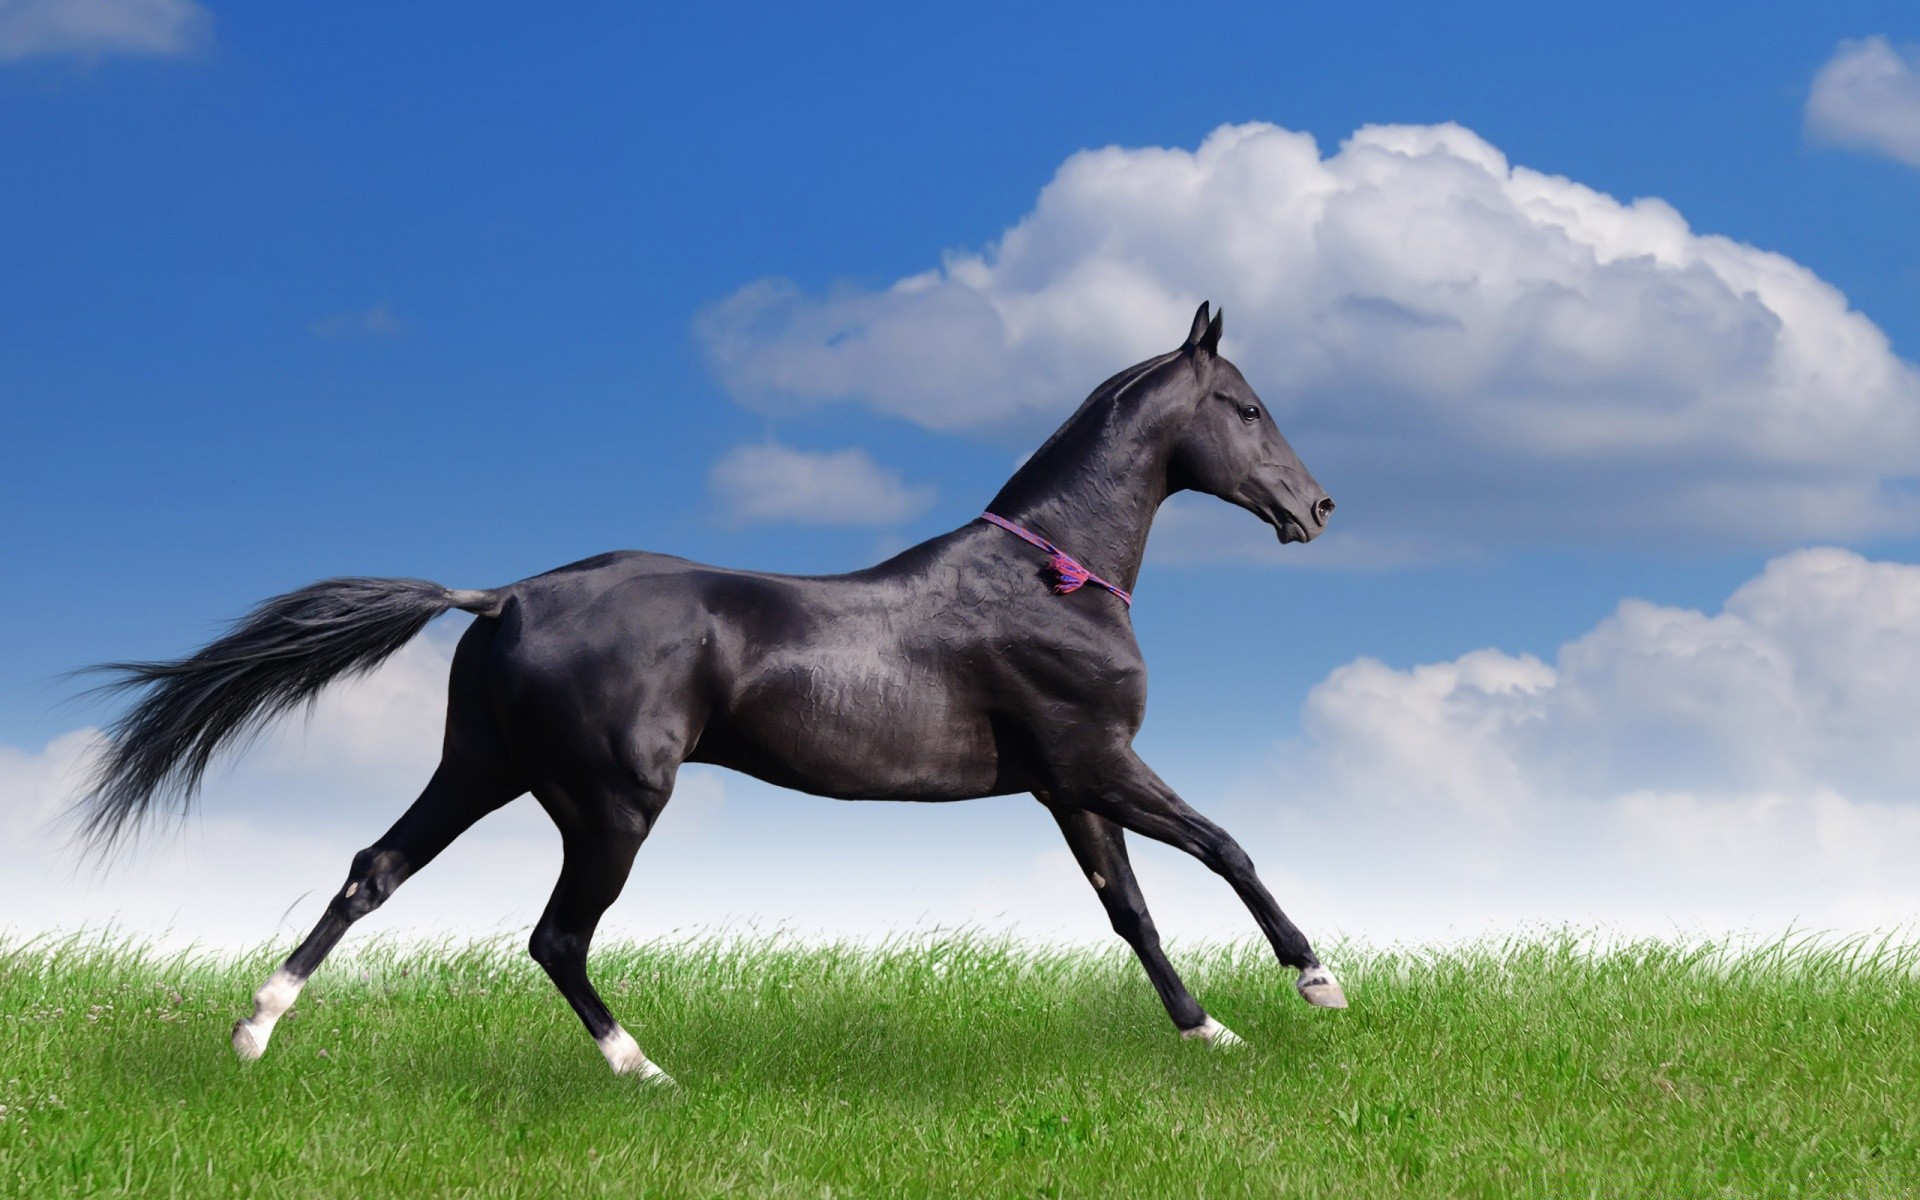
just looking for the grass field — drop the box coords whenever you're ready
[3,933,1918,1198]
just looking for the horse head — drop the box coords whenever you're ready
[1165,303,1334,544]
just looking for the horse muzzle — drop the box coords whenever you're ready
[1269,495,1334,544]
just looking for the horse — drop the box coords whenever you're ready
[74,303,1342,1084]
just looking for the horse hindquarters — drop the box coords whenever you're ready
[489,594,707,1080]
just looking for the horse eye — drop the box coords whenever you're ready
[1238,404,1261,422]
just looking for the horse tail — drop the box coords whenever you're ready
[71,576,507,852]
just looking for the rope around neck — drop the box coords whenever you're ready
[980,512,1133,607]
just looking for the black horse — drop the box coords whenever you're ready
[76,304,1341,1083]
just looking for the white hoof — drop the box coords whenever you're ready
[1296,965,1348,1009]
[231,967,304,1061]
[232,1020,267,1061]
[598,1027,675,1086]
[1181,1016,1246,1049]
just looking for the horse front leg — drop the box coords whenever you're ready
[1065,750,1347,1011]
[1045,805,1244,1047]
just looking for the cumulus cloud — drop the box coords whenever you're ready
[260,631,452,778]
[701,122,1920,554]
[0,727,101,846]
[0,0,208,62]
[1248,547,1920,935]
[1298,547,1920,805]
[1807,36,1920,168]
[709,442,935,526]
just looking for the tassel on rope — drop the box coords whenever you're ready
[979,512,1132,607]
[1049,554,1092,594]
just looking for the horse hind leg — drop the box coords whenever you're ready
[526,774,675,1084]
[230,753,521,1060]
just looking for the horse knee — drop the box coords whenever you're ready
[1107,897,1156,943]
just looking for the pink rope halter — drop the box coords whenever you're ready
[980,512,1133,607]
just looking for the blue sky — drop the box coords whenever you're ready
[5,2,1920,947]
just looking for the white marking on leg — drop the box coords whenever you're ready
[231,968,305,1061]
[1089,872,1106,889]
[596,1026,674,1086]
[1296,965,1348,1009]
[1180,1016,1246,1049]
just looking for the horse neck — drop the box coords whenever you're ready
[984,388,1182,595]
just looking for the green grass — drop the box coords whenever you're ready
[3,933,1919,1198]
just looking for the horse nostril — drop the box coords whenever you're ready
[1314,497,1335,524]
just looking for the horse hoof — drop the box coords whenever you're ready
[232,1020,267,1061]
[634,1062,677,1088]
[1296,966,1348,1009]
[1180,1017,1247,1049]
[614,1057,676,1087]
[600,1027,674,1085]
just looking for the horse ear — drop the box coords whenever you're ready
[1200,308,1224,355]
[1185,302,1212,349]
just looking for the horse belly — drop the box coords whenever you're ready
[704,655,1004,800]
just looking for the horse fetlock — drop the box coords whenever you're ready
[1296,965,1348,1009]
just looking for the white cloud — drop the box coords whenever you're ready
[258,630,450,778]
[0,727,102,845]
[1807,36,1920,168]
[1295,546,1920,807]
[701,122,1920,554]
[709,442,935,526]
[1248,547,1920,935]
[0,0,208,62]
